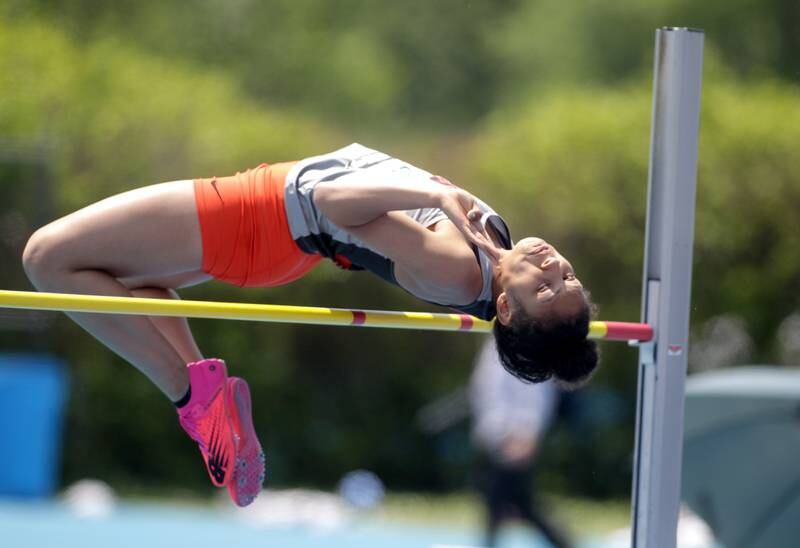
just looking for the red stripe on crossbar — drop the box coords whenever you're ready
[459,315,474,331]
[351,311,367,325]
[603,322,653,342]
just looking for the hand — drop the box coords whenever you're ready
[437,187,503,264]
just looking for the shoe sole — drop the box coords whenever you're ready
[226,377,265,507]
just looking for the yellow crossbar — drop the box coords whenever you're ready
[0,289,489,332]
[0,290,652,340]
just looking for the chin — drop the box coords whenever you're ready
[517,236,546,247]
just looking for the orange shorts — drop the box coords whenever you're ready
[193,162,321,287]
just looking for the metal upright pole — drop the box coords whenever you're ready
[631,28,704,547]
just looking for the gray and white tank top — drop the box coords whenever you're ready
[283,143,512,320]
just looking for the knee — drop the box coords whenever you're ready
[22,225,70,288]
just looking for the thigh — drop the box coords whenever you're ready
[44,180,206,283]
[119,270,211,290]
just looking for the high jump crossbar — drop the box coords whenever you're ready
[0,289,652,342]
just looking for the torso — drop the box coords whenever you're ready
[396,220,483,304]
[283,143,512,320]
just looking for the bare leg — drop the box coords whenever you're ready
[23,180,212,401]
[128,287,205,364]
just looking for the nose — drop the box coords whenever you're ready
[541,257,564,287]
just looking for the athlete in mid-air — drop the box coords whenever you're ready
[22,143,598,506]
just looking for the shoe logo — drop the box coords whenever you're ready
[207,412,229,483]
[208,453,228,484]
[210,178,224,202]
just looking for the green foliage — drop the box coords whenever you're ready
[478,0,799,107]
[2,0,511,128]
[0,17,335,211]
[6,0,796,129]
[1,1,799,500]
[693,80,800,347]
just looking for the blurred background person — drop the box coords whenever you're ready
[470,337,572,548]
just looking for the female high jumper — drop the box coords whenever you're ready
[21,143,598,506]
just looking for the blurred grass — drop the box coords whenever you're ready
[102,485,629,538]
[377,492,630,537]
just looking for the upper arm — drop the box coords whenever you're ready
[313,175,442,229]
[346,212,482,304]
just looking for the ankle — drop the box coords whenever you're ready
[173,385,192,408]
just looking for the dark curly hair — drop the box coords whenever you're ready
[492,293,599,389]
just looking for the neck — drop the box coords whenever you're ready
[491,264,503,301]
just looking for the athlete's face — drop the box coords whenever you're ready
[495,237,586,325]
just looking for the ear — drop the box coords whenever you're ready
[495,292,513,326]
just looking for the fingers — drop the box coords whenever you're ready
[462,210,503,264]
[478,241,502,264]
[441,190,503,263]
[463,221,501,264]
[470,216,501,261]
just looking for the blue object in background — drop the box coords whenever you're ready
[0,353,69,498]
[338,469,385,509]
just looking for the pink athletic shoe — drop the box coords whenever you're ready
[177,358,237,488]
[225,376,266,507]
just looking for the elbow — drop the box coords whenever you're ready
[312,184,350,224]
[311,183,332,212]
[311,184,342,224]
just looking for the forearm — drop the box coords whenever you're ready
[313,178,444,228]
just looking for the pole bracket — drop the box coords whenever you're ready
[629,339,656,366]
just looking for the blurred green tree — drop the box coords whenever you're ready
[5,0,797,130]
[1,3,799,499]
